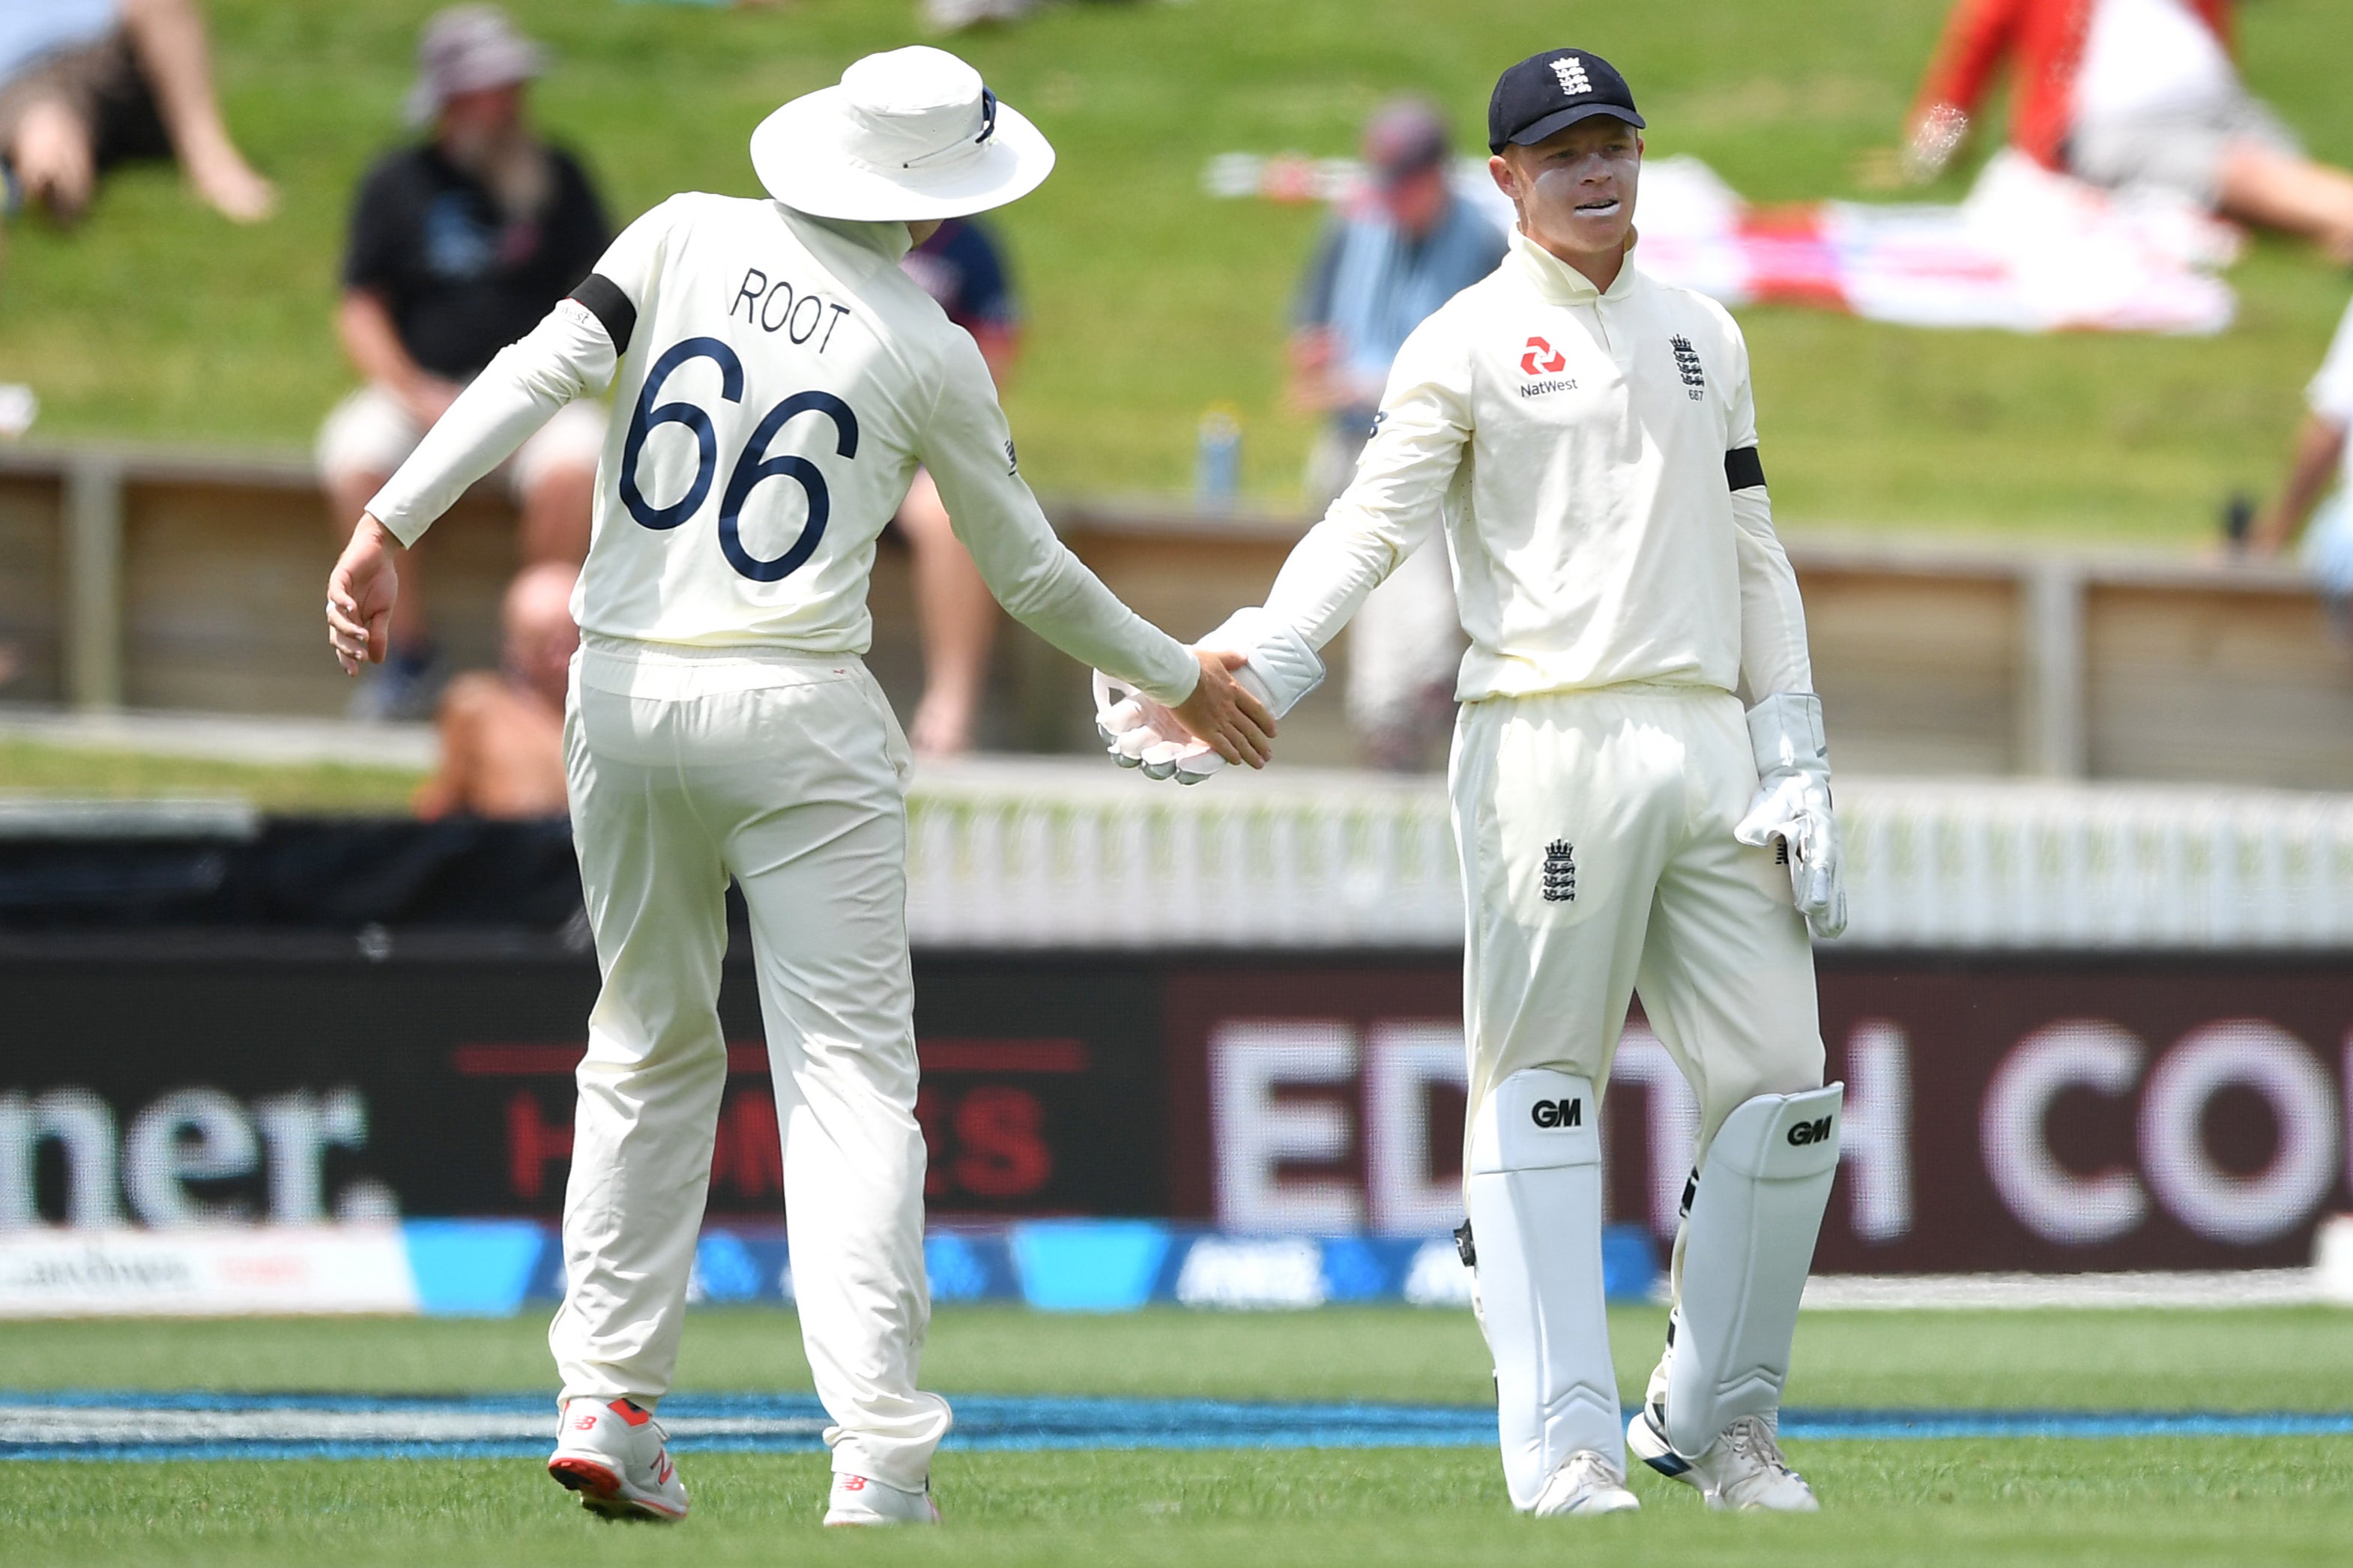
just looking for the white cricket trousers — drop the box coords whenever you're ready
[549,636,952,1492]
[1452,683,1825,1166]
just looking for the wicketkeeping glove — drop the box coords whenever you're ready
[1093,669,1221,781]
[1733,691,1847,939]
[1092,608,1325,784]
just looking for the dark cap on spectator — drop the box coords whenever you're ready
[1487,49,1643,154]
[1363,98,1450,189]
[405,5,546,127]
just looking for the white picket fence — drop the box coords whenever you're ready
[1838,779,2353,949]
[904,760,2353,951]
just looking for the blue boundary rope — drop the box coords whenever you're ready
[4,1392,2351,1462]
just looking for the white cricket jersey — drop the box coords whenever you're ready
[367,193,1200,704]
[1265,226,1812,703]
[2077,0,2239,127]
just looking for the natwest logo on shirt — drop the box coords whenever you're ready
[1519,336,1567,377]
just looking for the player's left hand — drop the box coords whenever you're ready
[1734,692,1847,939]
[326,514,401,676]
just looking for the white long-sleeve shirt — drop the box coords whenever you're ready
[1265,226,1813,704]
[368,193,1200,705]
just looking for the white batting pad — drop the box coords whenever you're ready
[1661,1083,1844,1457]
[1465,1068,1623,1510]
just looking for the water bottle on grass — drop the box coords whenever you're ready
[1197,404,1242,512]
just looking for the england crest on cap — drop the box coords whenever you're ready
[1488,47,1643,154]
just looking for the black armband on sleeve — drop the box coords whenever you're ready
[1725,447,1766,491]
[568,273,637,357]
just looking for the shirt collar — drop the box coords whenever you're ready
[1507,225,1640,303]
[785,204,915,264]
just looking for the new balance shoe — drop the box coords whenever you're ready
[1628,1405,1819,1512]
[824,1471,939,1527]
[1529,1449,1640,1516]
[548,1397,689,1522]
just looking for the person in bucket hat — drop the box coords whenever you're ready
[320,4,610,721]
[325,45,1272,1527]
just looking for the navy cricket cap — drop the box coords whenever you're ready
[1487,49,1643,154]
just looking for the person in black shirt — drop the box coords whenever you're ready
[316,5,609,719]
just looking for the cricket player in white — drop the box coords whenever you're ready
[1105,49,1847,1516]
[325,48,1272,1528]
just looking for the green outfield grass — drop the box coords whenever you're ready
[14,1441,2353,1568]
[10,1304,2353,1411]
[4,1307,2352,1566]
[1,0,2349,544]
[0,738,422,811]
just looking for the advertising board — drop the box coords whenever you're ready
[3,946,2346,1272]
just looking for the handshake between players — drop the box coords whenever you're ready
[1096,608,1321,781]
[1159,644,1282,773]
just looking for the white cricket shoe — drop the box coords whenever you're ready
[547,1397,689,1522]
[1529,1449,1640,1516]
[1628,1406,1819,1512]
[824,1471,940,1527]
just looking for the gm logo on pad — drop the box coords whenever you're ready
[1530,1098,1583,1129]
[1786,1116,1834,1146]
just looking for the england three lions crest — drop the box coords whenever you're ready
[1541,839,1577,903]
[1670,335,1706,400]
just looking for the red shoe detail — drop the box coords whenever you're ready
[549,1457,622,1499]
[608,1399,652,1427]
[841,1475,867,1492]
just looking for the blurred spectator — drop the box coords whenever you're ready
[414,561,576,820]
[0,0,274,225]
[1903,0,2353,262]
[2246,294,2353,612]
[895,216,1022,755]
[922,0,1037,32]
[1287,98,1504,769]
[320,4,608,721]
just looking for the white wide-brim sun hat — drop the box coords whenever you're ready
[752,46,1055,223]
